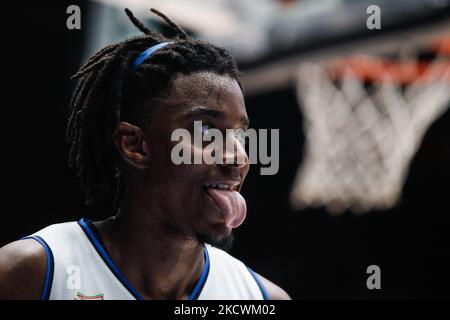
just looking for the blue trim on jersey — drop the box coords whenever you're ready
[78,218,143,300]
[22,236,54,300]
[247,267,269,300]
[78,218,209,300]
[188,247,210,300]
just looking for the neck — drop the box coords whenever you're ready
[94,188,205,300]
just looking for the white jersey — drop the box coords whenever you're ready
[24,218,268,300]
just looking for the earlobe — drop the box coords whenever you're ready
[114,122,150,169]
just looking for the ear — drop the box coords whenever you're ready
[113,122,150,169]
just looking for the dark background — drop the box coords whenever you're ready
[1,1,449,299]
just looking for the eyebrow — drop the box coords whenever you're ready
[182,106,222,119]
[182,106,250,127]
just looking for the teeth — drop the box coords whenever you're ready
[204,184,236,191]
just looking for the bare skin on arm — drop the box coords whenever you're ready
[0,239,47,300]
[259,274,291,300]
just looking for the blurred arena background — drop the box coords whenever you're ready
[1,0,449,299]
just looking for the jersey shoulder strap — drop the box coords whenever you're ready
[199,244,269,300]
[25,220,134,300]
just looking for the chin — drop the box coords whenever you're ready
[196,231,235,252]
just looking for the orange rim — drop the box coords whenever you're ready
[327,37,450,84]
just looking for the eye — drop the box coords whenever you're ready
[201,123,212,135]
[192,121,214,135]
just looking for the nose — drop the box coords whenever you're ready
[221,130,249,168]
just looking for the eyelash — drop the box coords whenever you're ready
[193,121,247,148]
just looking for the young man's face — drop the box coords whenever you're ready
[142,71,250,249]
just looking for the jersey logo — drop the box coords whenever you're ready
[74,291,105,300]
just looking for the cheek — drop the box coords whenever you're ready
[166,163,204,193]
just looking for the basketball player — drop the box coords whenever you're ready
[0,9,290,300]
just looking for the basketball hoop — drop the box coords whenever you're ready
[290,38,450,214]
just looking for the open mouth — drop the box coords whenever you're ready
[202,182,247,229]
[203,183,239,192]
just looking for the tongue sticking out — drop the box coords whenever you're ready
[206,189,247,228]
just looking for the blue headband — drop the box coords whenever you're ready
[132,41,174,70]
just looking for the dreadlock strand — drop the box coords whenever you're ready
[67,71,98,142]
[70,64,115,201]
[124,8,153,35]
[75,44,133,203]
[72,55,114,80]
[74,43,120,77]
[150,8,189,39]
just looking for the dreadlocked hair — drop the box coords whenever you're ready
[67,8,241,209]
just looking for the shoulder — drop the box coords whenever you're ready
[255,272,291,300]
[0,239,48,299]
[207,245,291,300]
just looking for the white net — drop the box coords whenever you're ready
[290,45,450,214]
